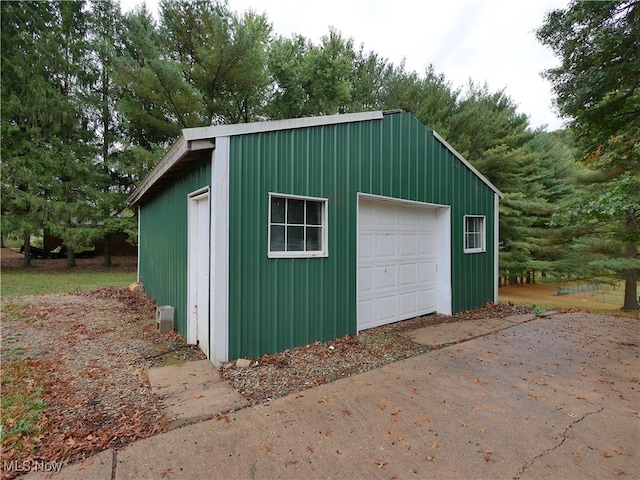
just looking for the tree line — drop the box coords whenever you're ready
[1,0,637,309]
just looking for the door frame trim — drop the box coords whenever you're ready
[187,187,211,352]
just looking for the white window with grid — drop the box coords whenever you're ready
[268,193,328,258]
[464,215,485,253]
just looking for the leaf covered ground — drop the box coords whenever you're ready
[1,278,533,478]
[1,288,204,478]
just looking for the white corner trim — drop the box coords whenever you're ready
[136,206,141,282]
[494,193,500,303]
[211,136,230,365]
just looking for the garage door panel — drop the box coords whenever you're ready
[399,292,418,316]
[418,289,437,311]
[418,210,437,229]
[376,234,396,257]
[419,261,437,283]
[419,233,436,254]
[398,263,418,286]
[399,234,417,256]
[358,300,374,329]
[358,267,374,293]
[358,197,440,331]
[379,207,397,227]
[375,265,396,290]
[376,296,397,322]
[398,210,417,227]
[358,234,373,259]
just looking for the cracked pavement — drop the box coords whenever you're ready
[26,312,639,480]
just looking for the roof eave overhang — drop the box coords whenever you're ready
[127,111,384,207]
[127,135,215,206]
[432,130,504,199]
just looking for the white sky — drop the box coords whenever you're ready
[121,0,570,131]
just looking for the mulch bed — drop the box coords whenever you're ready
[220,302,534,405]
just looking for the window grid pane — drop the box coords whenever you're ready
[270,196,325,255]
[464,216,485,251]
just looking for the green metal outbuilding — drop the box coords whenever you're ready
[128,110,502,364]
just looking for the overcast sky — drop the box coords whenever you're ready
[121,0,570,131]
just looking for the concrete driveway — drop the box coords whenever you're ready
[28,312,640,479]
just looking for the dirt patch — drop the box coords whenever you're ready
[1,248,137,272]
[1,288,204,477]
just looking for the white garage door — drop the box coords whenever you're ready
[357,197,438,331]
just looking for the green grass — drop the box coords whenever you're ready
[499,282,635,317]
[1,359,48,453]
[1,271,136,297]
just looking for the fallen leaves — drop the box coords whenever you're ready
[0,289,188,471]
[390,408,401,422]
[221,307,535,406]
[414,415,431,427]
[478,449,495,462]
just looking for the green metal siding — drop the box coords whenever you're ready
[227,112,496,359]
[138,156,211,336]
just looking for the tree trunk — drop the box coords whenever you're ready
[22,232,32,268]
[622,240,638,311]
[66,248,77,268]
[103,233,112,267]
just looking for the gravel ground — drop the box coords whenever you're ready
[1,288,204,474]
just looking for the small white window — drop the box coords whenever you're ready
[464,215,485,253]
[269,193,328,258]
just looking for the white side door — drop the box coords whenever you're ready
[188,191,211,358]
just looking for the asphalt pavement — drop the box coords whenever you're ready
[24,312,640,480]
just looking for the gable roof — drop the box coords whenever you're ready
[128,110,502,206]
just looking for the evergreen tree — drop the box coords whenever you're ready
[537,0,639,309]
[44,0,106,268]
[267,29,355,119]
[86,0,138,267]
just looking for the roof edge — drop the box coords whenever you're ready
[128,112,385,206]
[432,130,504,199]
[127,135,191,206]
[184,111,384,141]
